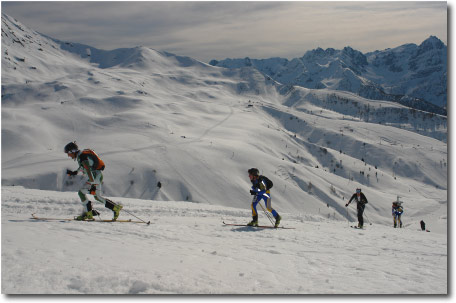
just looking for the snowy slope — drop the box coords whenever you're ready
[1,13,448,294]
[1,186,447,294]
[1,12,447,223]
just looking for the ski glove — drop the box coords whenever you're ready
[89,184,97,195]
[66,169,78,176]
[250,190,257,195]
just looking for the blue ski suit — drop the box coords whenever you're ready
[392,203,403,228]
[250,176,279,218]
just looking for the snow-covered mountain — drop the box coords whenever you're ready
[0,13,447,294]
[1,12,447,214]
[210,36,447,114]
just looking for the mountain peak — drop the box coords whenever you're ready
[419,35,445,50]
[341,46,368,66]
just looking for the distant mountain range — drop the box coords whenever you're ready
[210,36,447,115]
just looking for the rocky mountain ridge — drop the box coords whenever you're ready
[210,36,447,114]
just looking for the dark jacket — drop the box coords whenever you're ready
[250,175,271,197]
[348,192,368,207]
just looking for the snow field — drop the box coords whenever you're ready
[1,186,447,294]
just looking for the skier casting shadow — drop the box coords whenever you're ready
[345,188,368,228]
[64,141,123,221]
[247,168,281,228]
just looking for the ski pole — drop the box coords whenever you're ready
[259,203,274,226]
[346,202,354,225]
[121,208,151,225]
[258,201,275,227]
[346,207,350,226]
[108,199,150,225]
[364,207,372,225]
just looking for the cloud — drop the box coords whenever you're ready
[1,1,447,62]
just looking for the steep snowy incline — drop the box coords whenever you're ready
[1,13,447,241]
[1,186,447,294]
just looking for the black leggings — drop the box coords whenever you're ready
[357,204,365,226]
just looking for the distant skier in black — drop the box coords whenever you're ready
[247,168,281,227]
[345,188,368,228]
[420,220,426,231]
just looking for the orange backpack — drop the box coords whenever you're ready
[80,149,105,170]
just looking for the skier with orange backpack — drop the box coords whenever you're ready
[64,142,123,221]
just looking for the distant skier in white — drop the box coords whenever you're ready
[345,188,368,228]
[64,142,122,221]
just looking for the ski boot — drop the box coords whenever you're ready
[247,215,258,226]
[75,211,94,221]
[274,215,282,228]
[112,204,123,221]
[247,220,258,227]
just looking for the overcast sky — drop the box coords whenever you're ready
[1,1,447,62]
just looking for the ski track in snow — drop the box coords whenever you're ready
[1,186,447,294]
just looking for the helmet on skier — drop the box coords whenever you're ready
[248,168,259,177]
[356,188,361,194]
[64,141,79,154]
